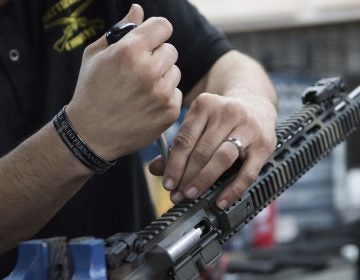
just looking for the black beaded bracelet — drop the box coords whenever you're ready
[53,106,117,174]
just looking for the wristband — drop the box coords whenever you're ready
[53,106,117,174]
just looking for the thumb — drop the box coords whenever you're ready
[122,4,144,26]
[148,155,165,176]
[87,4,144,52]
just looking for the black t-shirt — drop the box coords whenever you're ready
[0,0,232,276]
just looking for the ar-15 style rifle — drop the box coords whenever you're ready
[105,77,360,280]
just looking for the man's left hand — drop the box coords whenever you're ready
[149,88,277,210]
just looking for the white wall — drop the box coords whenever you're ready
[189,0,360,32]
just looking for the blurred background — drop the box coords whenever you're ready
[142,0,360,279]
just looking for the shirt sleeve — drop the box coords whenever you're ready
[138,0,234,94]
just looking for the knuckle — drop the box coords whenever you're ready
[193,143,213,163]
[173,130,194,151]
[256,130,277,155]
[195,174,212,191]
[168,65,181,87]
[246,117,261,135]
[268,130,278,148]
[241,170,258,186]
[170,88,183,112]
[167,159,184,176]
[82,44,101,62]
[157,89,182,125]
[156,88,174,109]
[227,186,244,201]
[117,40,137,60]
[164,105,180,124]
[224,100,239,116]
[166,167,181,183]
[242,109,253,124]
[165,43,178,61]
[264,136,277,154]
[218,145,236,165]
[145,66,161,84]
[191,93,210,112]
[155,79,171,97]
[155,17,173,34]
[174,65,181,78]
[82,45,92,59]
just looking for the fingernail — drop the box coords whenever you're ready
[185,187,197,199]
[172,192,184,204]
[217,199,229,210]
[163,178,175,190]
[127,3,136,15]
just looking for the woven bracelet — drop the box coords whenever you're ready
[53,106,117,174]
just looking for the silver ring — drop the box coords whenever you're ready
[224,137,245,159]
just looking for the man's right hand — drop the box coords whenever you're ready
[66,4,182,161]
[0,3,182,256]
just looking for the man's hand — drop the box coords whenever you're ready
[67,4,182,161]
[149,51,277,210]
[0,4,183,253]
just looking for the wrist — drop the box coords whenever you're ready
[226,83,276,103]
[46,122,93,178]
[65,103,117,161]
[53,105,117,174]
[224,89,278,125]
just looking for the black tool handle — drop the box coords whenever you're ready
[106,22,137,45]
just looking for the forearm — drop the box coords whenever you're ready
[0,122,92,253]
[184,50,277,108]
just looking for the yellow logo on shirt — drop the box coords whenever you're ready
[42,0,104,52]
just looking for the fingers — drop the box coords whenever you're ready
[162,65,181,90]
[162,102,209,191]
[148,155,165,176]
[168,88,183,122]
[85,4,173,69]
[216,150,268,209]
[153,43,178,75]
[133,17,173,51]
[108,16,172,53]
[123,4,144,26]
[176,118,247,191]
[85,4,144,54]
[162,92,277,207]
[164,94,249,195]
[177,135,246,201]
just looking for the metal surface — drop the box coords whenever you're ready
[156,133,170,162]
[166,227,203,262]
